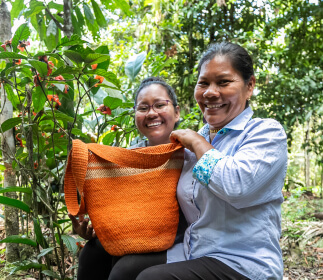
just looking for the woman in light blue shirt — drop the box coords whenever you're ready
[137,42,288,279]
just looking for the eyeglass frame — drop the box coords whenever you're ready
[133,99,174,114]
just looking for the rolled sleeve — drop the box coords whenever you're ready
[193,149,224,186]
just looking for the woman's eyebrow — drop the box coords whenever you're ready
[199,73,233,80]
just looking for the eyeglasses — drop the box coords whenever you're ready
[133,100,173,114]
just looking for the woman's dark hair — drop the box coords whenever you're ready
[134,77,178,107]
[197,42,254,84]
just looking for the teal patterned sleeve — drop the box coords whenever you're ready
[193,149,224,186]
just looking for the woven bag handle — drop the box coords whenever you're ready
[86,141,183,169]
[64,140,88,216]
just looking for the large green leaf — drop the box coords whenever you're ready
[57,35,86,48]
[83,3,94,25]
[0,52,27,59]
[84,69,120,88]
[51,66,83,76]
[24,0,45,18]
[94,45,110,70]
[0,235,37,247]
[104,96,123,110]
[10,0,25,24]
[60,234,78,255]
[37,247,54,260]
[112,0,133,16]
[48,1,64,12]
[64,50,84,64]
[32,86,47,112]
[0,196,30,213]
[0,187,32,194]
[4,83,19,109]
[41,111,74,123]
[125,52,146,81]
[10,262,46,275]
[75,6,85,27]
[102,131,117,145]
[91,0,107,27]
[11,23,31,52]
[0,117,22,132]
[83,3,99,38]
[84,53,110,65]
[33,218,47,248]
[28,59,48,77]
[41,270,61,279]
[72,12,81,37]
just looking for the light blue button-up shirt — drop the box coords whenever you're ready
[167,107,288,280]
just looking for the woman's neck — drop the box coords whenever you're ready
[147,138,170,147]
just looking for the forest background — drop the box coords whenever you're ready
[0,0,322,279]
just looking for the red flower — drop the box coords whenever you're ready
[15,59,21,65]
[96,104,111,115]
[34,161,38,169]
[91,64,98,70]
[47,61,54,76]
[111,125,117,131]
[15,133,23,147]
[94,75,104,83]
[54,75,64,81]
[64,84,69,94]
[1,44,6,51]
[17,40,30,52]
[47,94,61,108]
[94,75,104,87]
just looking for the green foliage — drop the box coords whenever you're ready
[0,235,37,247]
[0,0,322,278]
[125,52,147,81]
[0,196,30,213]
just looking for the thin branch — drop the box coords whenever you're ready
[45,7,65,31]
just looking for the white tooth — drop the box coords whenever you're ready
[147,122,161,127]
[207,104,223,108]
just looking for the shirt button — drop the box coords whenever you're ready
[191,199,194,204]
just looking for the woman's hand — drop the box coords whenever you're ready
[170,129,213,160]
[68,213,96,240]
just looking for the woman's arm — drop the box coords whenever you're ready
[171,121,288,209]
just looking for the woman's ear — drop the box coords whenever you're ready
[175,106,180,122]
[247,76,256,99]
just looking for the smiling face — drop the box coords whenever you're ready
[135,84,180,146]
[194,55,255,130]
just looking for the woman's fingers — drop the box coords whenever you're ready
[68,213,94,240]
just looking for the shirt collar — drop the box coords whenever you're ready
[198,107,254,138]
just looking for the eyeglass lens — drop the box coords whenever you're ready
[135,100,170,113]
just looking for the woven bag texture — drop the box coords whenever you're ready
[64,140,184,256]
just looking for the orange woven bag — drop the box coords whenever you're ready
[64,140,184,256]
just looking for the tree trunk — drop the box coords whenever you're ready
[0,1,20,262]
[304,120,311,194]
[63,0,73,38]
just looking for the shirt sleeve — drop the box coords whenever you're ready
[201,120,287,209]
[192,149,224,186]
